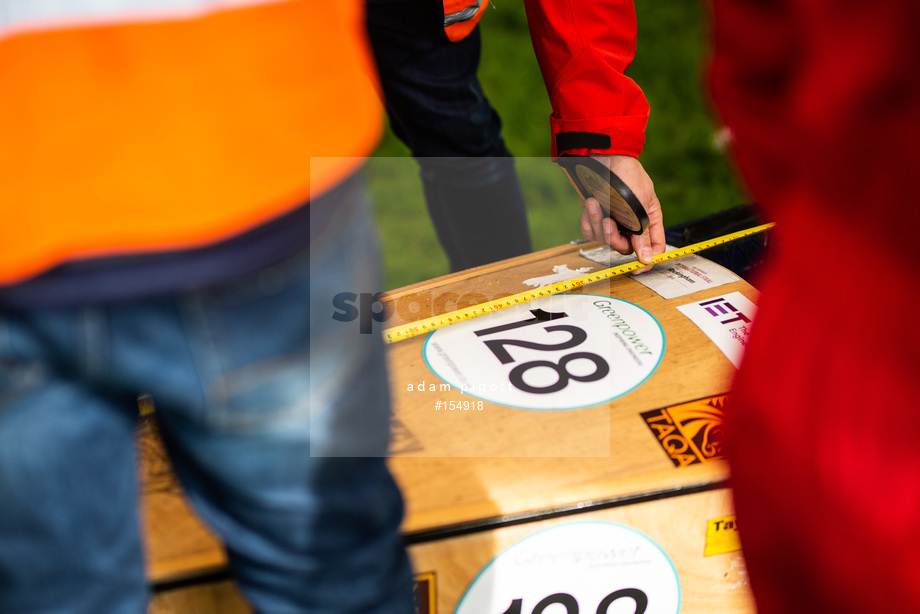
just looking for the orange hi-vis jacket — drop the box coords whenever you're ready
[0,0,383,287]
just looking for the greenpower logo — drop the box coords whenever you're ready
[642,396,727,468]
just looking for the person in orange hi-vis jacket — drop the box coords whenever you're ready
[0,1,414,612]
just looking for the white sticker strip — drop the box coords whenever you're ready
[579,245,739,300]
[677,291,757,368]
[523,264,594,288]
[579,244,658,268]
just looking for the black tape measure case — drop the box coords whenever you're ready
[556,155,650,235]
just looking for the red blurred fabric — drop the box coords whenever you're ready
[708,1,920,611]
[523,0,650,158]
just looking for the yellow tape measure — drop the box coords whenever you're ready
[383,222,775,344]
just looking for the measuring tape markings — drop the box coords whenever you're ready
[383,223,775,344]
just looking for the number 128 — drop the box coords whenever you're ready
[500,588,648,614]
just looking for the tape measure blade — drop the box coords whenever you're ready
[383,222,775,343]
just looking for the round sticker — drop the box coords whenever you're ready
[423,294,664,410]
[456,521,680,614]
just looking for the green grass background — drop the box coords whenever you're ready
[367,0,748,290]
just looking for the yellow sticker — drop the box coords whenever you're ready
[705,515,741,556]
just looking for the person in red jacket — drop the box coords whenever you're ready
[523,0,665,265]
[367,0,664,272]
[707,1,920,611]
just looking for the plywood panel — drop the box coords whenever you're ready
[140,241,757,611]
[149,581,250,614]
[384,243,754,532]
[408,488,755,614]
[138,416,226,584]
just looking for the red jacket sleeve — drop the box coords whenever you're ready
[522,0,649,158]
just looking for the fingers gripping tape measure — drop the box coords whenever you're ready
[556,155,649,235]
[383,223,775,344]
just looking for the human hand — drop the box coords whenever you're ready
[579,154,664,274]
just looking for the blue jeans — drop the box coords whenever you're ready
[366,0,532,271]
[0,178,414,613]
